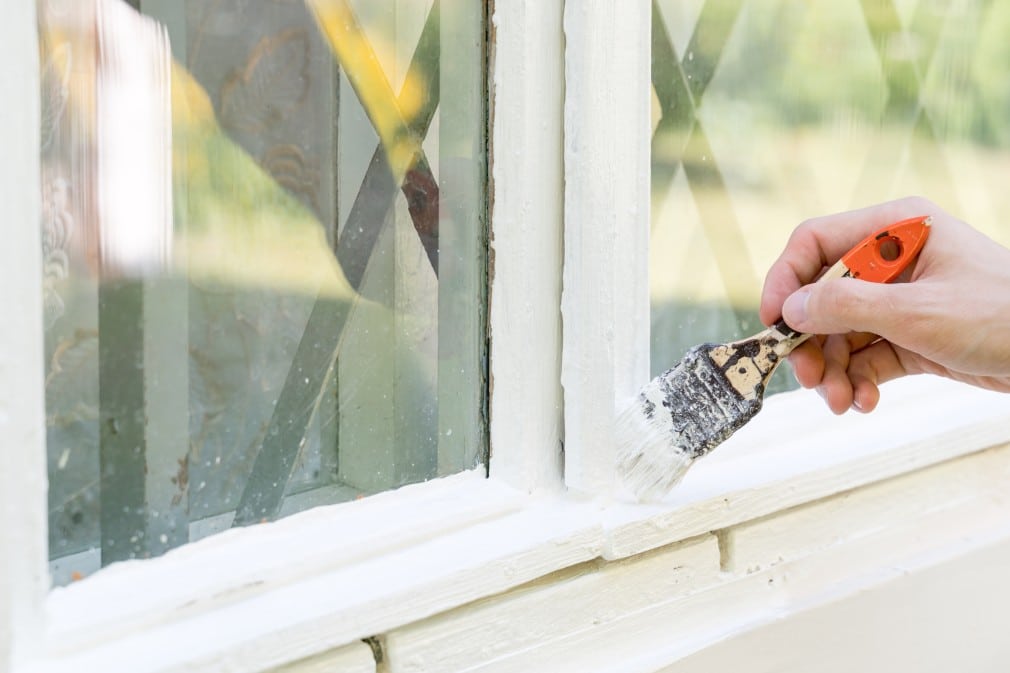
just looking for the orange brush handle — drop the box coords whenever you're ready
[768,215,931,344]
[840,215,932,283]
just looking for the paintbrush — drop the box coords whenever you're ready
[615,216,932,501]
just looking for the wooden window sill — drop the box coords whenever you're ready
[28,376,1010,673]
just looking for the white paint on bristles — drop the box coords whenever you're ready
[615,256,856,503]
[613,367,692,501]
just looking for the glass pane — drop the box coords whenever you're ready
[39,0,487,586]
[650,0,1010,393]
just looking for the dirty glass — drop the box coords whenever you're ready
[39,0,487,586]
[650,0,1010,391]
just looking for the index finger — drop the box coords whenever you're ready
[758,196,942,326]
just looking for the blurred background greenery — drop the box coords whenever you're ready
[650,0,1010,393]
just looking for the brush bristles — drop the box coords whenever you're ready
[614,382,693,502]
[615,343,764,502]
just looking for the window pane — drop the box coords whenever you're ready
[39,0,487,586]
[650,0,1010,392]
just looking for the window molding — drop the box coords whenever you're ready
[1,0,47,669]
[561,0,651,495]
[487,0,566,493]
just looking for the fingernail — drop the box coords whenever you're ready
[852,399,864,412]
[782,289,811,327]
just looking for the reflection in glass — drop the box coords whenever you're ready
[650,0,1010,391]
[40,0,487,586]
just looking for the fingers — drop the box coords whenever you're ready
[789,336,913,414]
[790,332,878,414]
[787,340,825,389]
[849,375,881,414]
[845,341,915,413]
[820,334,856,414]
[848,340,912,388]
[759,196,941,326]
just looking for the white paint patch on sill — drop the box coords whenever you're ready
[31,376,1010,673]
[603,375,1010,558]
[43,471,525,655]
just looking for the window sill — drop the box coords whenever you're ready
[29,376,1010,673]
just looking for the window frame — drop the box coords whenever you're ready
[1,0,48,668]
[5,0,573,669]
[560,0,651,495]
[5,1,1010,672]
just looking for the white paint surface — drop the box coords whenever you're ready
[603,376,1010,559]
[0,1,46,671]
[562,0,651,496]
[661,518,1010,673]
[378,444,1010,673]
[722,444,1010,574]
[25,376,1010,673]
[384,535,722,672]
[536,480,1010,673]
[44,471,522,653]
[488,0,565,493]
[268,641,374,673]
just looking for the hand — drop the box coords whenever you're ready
[759,196,1010,414]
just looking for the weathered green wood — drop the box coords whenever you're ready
[98,279,148,565]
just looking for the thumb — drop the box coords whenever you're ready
[781,277,901,335]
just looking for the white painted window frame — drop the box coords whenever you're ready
[4,1,1010,673]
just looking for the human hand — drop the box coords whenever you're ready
[759,196,1010,414]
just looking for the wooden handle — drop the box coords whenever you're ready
[768,256,851,354]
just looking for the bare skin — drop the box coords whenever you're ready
[759,196,1010,415]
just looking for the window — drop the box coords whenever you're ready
[6,1,1010,672]
[39,0,487,584]
[650,0,1010,391]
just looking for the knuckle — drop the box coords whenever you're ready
[898,195,936,214]
[791,218,819,243]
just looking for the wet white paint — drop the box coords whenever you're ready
[562,0,651,496]
[488,0,565,493]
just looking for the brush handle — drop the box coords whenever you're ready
[764,214,931,358]
[765,256,851,357]
[767,255,848,353]
[715,216,931,400]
